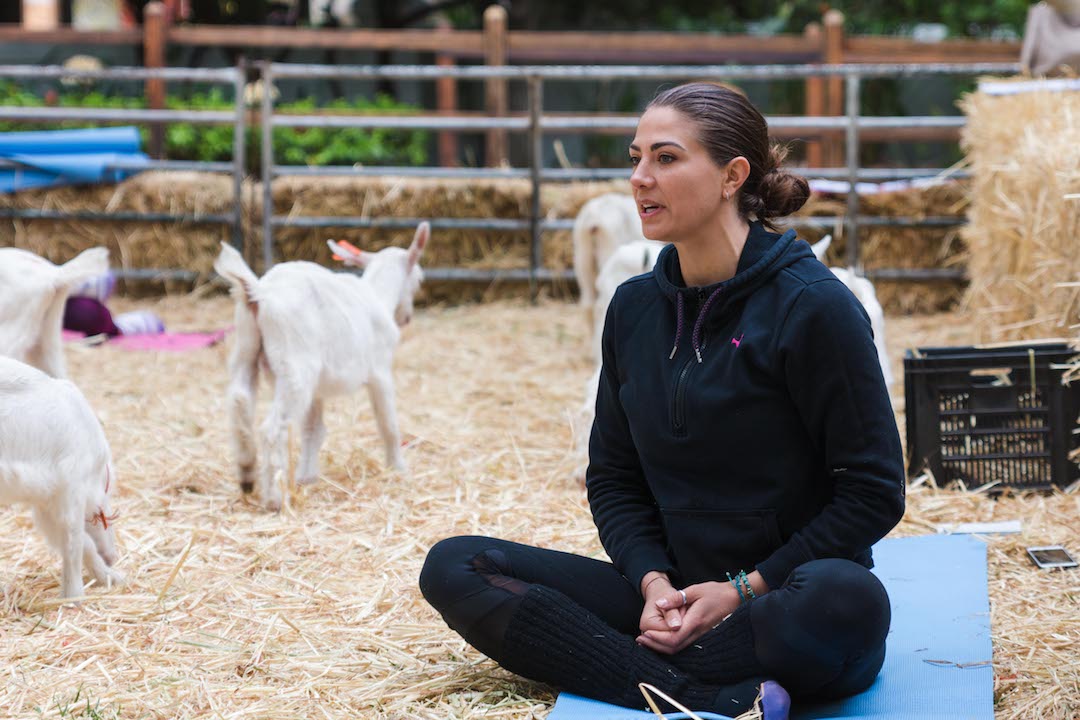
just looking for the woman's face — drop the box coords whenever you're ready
[629,105,728,246]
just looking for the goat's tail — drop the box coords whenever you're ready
[214,243,264,495]
[56,247,109,289]
[213,243,261,311]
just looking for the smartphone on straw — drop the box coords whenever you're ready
[1026,546,1078,569]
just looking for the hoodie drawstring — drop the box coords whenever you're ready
[669,292,685,359]
[670,286,723,362]
[691,286,724,363]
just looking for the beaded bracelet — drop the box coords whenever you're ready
[726,570,758,604]
[737,570,758,600]
[726,571,748,603]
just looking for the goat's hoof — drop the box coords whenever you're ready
[240,480,255,494]
[295,474,319,487]
[264,497,282,513]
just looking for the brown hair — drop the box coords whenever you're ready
[647,82,809,229]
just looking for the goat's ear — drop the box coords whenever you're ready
[327,239,371,268]
[407,222,430,269]
[810,234,831,263]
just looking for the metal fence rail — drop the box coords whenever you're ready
[262,61,1016,290]
[0,63,246,275]
[0,61,1018,288]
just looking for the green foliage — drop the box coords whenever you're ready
[0,82,429,171]
[269,94,429,168]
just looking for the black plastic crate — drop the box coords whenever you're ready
[904,343,1080,491]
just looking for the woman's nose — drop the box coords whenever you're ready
[630,160,652,188]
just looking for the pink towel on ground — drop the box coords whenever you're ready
[110,329,229,351]
[63,328,230,351]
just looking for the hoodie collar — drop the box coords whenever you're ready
[654,221,804,362]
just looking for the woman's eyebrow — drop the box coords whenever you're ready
[628,141,686,152]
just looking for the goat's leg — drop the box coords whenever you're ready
[573,230,596,311]
[82,532,124,589]
[258,380,292,512]
[227,314,261,494]
[367,370,406,473]
[33,504,83,600]
[296,398,326,486]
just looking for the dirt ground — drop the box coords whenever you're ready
[0,293,1075,719]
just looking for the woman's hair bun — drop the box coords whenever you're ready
[749,144,809,221]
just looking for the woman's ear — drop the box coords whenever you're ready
[725,156,751,194]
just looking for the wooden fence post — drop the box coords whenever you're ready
[483,4,508,167]
[144,1,167,159]
[435,16,458,167]
[823,10,845,167]
[804,20,824,168]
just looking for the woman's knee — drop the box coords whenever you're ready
[783,559,891,644]
[419,535,490,607]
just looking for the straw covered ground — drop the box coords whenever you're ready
[0,294,1076,719]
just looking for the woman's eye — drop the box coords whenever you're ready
[659,154,675,164]
[629,156,640,166]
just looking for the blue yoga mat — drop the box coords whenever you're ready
[0,126,148,193]
[548,534,993,720]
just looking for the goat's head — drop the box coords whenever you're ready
[328,221,429,326]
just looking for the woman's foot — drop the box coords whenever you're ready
[760,680,790,720]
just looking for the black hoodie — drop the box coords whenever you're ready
[586,221,905,593]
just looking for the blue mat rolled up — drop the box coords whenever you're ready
[0,126,148,193]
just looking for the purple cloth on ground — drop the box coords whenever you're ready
[63,296,121,337]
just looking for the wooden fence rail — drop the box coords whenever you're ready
[0,3,1022,164]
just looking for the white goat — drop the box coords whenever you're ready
[0,356,123,599]
[810,236,893,387]
[572,193,647,331]
[213,224,429,511]
[0,247,109,378]
[573,240,665,484]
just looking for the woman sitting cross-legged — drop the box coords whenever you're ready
[419,81,905,720]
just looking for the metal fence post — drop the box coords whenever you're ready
[844,71,861,271]
[528,75,543,302]
[232,61,247,252]
[260,61,275,272]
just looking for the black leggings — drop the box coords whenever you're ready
[420,535,890,701]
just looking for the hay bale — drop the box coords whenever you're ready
[959,81,1080,342]
[267,175,530,271]
[793,181,969,314]
[1,172,968,311]
[0,171,243,278]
